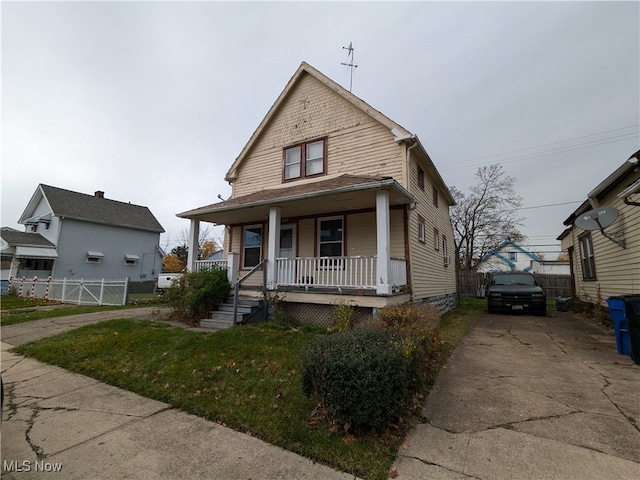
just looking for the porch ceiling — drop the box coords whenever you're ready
[177,175,416,225]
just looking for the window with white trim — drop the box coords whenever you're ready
[86,251,104,264]
[283,139,326,181]
[578,232,596,280]
[243,225,262,268]
[434,228,440,250]
[124,254,140,266]
[418,216,426,243]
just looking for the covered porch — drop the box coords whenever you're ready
[179,174,416,300]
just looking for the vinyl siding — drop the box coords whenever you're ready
[407,157,456,300]
[53,219,162,280]
[232,74,405,198]
[569,172,640,305]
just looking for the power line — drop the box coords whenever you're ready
[444,124,639,167]
[442,133,638,173]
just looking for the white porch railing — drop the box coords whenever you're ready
[194,260,228,272]
[192,256,408,291]
[276,256,407,290]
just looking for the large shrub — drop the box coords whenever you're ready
[164,268,230,322]
[377,303,440,361]
[301,329,420,431]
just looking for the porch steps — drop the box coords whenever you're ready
[199,296,263,329]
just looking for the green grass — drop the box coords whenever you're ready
[13,297,485,480]
[0,293,165,326]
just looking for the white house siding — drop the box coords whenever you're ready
[232,73,405,198]
[569,190,640,305]
[54,219,162,280]
[407,157,456,304]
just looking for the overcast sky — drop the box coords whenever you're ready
[2,1,639,258]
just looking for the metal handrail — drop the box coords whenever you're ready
[233,259,267,325]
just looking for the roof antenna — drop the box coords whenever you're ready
[341,42,358,92]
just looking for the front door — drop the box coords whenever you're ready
[277,225,296,284]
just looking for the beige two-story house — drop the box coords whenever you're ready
[178,62,456,324]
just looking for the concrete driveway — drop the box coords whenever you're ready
[392,310,640,479]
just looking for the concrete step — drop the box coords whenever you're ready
[199,295,264,329]
[200,317,235,329]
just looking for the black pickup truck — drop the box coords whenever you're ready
[486,271,547,316]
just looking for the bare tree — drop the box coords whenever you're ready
[177,225,223,259]
[451,164,525,269]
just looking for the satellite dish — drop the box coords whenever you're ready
[574,206,619,231]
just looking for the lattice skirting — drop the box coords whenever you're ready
[281,302,373,327]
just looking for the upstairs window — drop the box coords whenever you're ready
[434,228,440,251]
[417,166,425,190]
[284,139,326,181]
[433,186,439,207]
[418,216,426,243]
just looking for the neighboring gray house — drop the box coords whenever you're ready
[1,184,164,290]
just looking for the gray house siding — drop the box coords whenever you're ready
[53,219,162,280]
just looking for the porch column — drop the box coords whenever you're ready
[186,219,200,271]
[227,252,239,285]
[376,190,392,295]
[266,206,281,290]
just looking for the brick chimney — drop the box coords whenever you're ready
[95,191,104,198]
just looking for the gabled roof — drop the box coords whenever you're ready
[0,227,55,247]
[19,185,165,233]
[478,240,541,270]
[223,62,455,206]
[225,62,411,183]
[563,152,640,226]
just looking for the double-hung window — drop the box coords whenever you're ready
[578,232,596,280]
[434,228,440,250]
[318,217,343,268]
[243,225,263,268]
[418,216,426,243]
[284,139,326,181]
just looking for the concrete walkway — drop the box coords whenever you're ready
[1,309,355,480]
[3,308,640,479]
[392,311,640,479]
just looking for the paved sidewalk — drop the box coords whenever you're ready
[391,311,640,479]
[1,310,356,480]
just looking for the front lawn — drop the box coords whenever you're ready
[0,293,165,326]
[14,297,484,480]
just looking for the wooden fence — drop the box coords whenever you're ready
[457,270,572,298]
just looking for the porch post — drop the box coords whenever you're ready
[186,219,200,271]
[376,190,392,295]
[227,252,239,285]
[266,206,281,290]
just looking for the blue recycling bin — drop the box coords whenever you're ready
[607,297,631,356]
[622,295,640,365]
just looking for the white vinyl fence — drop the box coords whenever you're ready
[7,276,129,306]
